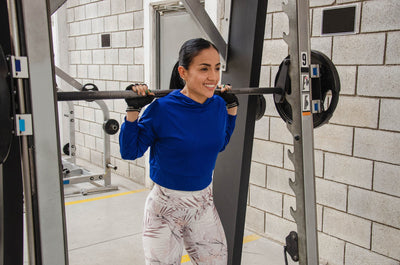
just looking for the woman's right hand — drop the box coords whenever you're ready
[125,84,155,112]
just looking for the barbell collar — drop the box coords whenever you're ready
[57,87,284,102]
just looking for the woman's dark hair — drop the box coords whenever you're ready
[169,38,219,90]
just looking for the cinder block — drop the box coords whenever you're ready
[312,7,323,37]
[76,145,90,161]
[315,150,324,178]
[87,35,98,49]
[130,164,145,184]
[90,149,103,167]
[335,66,356,95]
[128,65,144,83]
[110,142,121,158]
[333,34,385,65]
[249,161,266,187]
[119,13,134,31]
[119,49,134,65]
[252,139,284,167]
[345,243,398,265]
[111,32,126,48]
[357,66,400,98]
[104,16,118,32]
[79,20,92,35]
[311,37,332,58]
[386,31,400,64]
[69,38,76,51]
[264,14,272,39]
[329,96,379,128]
[93,50,104,64]
[70,51,80,64]
[88,65,99,79]
[67,0,79,9]
[115,158,129,178]
[310,0,335,7]
[263,93,280,117]
[361,0,400,32]
[314,124,353,155]
[113,65,128,81]
[95,137,103,153]
[75,36,86,50]
[92,18,104,33]
[270,117,292,144]
[267,0,283,13]
[111,0,125,14]
[254,116,269,141]
[354,128,400,165]
[249,184,282,215]
[265,213,296,244]
[77,65,87,79]
[126,0,142,12]
[323,207,371,248]
[348,186,400,229]
[135,47,144,64]
[316,178,347,211]
[259,65,270,88]
[372,223,400,261]
[325,153,373,189]
[75,132,85,147]
[272,12,289,39]
[336,0,359,3]
[79,120,90,134]
[133,11,144,29]
[380,99,400,132]
[318,232,345,265]
[69,22,80,36]
[90,122,103,138]
[127,30,143,47]
[105,49,118,64]
[100,65,113,80]
[67,8,75,23]
[81,50,92,64]
[374,162,400,197]
[74,6,85,21]
[245,206,265,234]
[98,0,110,17]
[83,107,95,121]
[85,3,97,19]
[266,166,294,196]
[262,39,288,65]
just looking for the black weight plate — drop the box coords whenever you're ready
[255,95,266,121]
[103,119,119,135]
[0,46,13,164]
[274,50,340,128]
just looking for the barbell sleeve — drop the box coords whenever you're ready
[57,87,284,101]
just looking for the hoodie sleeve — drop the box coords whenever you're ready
[220,114,237,152]
[119,102,157,160]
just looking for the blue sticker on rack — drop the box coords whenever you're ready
[19,118,25,132]
[63,180,70,185]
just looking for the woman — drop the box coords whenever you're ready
[119,38,238,265]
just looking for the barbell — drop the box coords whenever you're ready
[56,50,340,128]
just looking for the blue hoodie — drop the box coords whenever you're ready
[119,90,236,191]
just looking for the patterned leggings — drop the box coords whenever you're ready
[142,184,227,265]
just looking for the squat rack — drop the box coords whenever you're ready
[0,0,328,264]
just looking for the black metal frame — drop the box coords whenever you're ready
[213,0,268,264]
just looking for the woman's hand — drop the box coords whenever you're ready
[218,84,238,116]
[125,84,155,121]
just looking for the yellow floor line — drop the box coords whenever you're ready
[65,188,148,206]
[181,234,261,263]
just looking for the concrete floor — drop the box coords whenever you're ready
[24,160,297,265]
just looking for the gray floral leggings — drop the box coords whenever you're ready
[142,184,227,265]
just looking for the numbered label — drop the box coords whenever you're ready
[301,52,308,67]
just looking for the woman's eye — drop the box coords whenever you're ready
[216,67,220,71]
[200,68,208,71]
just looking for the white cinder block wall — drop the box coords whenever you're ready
[247,0,400,264]
[56,0,400,264]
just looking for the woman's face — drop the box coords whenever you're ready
[178,47,221,104]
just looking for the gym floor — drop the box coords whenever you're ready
[25,159,296,265]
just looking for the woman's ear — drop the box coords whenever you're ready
[178,65,186,81]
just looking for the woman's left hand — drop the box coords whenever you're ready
[217,84,238,116]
